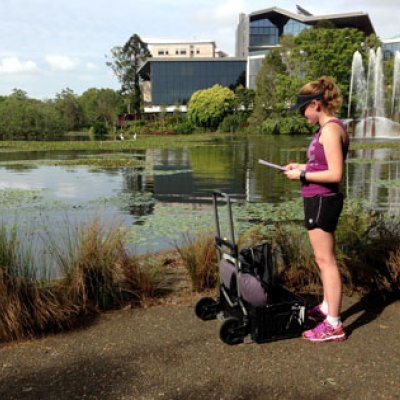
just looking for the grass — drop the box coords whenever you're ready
[175,199,400,297]
[175,233,218,292]
[1,196,399,343]
[0,133,227,153]
[0,133,398,154]
[0,219,169,343]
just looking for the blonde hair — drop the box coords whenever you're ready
[300,76,342,114]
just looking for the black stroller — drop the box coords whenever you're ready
[195,191,307,345]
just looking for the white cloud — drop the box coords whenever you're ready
[0,57,38,74]
[45,55,79,71]
[196,0,247,27]
[85,62,98,70]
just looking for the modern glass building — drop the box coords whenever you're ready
[382,36,400,59]
[138,58,246,109]
[236,6,375,89]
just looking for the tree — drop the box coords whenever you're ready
[0,95,63,139]
[234,85,255,112]
[188,85,236,130]
[79,88,123,127]
[251,27,370,123]
[106,34,151,115]
[54,88,84,131]
[290,27,366,109]
[251,49,287,124]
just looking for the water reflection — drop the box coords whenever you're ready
[346,147,400,213]
[0,136,399,266]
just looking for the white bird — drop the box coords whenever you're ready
[133,132,137,140]
[119,133,124,141]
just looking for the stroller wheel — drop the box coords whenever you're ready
[219,317,247,345]
[195,297,219,321]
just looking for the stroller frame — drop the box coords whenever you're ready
[195,191,307,345]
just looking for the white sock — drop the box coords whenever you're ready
[326,315,341,328]
[320,301,328,315]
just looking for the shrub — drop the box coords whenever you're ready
[0,220,164,343]
[176,234,218,291]
[261,116,315,135]
[268,200,400,295]
[218,113,248,133]
[91,121,108,139]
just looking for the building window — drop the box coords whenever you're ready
[196,49,200,54]
[283,19,309,36]
[249,18,279,46]
[180,49,187,55]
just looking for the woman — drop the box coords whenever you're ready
[284,76,349,343]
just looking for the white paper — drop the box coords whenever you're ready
[258,159,285,171]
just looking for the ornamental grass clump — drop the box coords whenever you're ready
[53,219,160,310]
[176,233,218,292]
[0,219,164,343]
[0,226,84,342]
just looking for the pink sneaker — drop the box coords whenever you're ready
[303,320,346,342]
[306,304,327,322]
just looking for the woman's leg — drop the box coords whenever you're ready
[308,228,342,317]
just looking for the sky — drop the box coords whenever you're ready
[0,0,399,100]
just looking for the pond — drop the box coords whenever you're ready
[0,135,399,275]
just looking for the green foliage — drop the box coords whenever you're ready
[0,95,64,139]
[234,85,255,111]
[268,199,400,294]
[251,50,287,124]
[218,113,248,133]
[106,33,151,114]
[188,84,236,129]
[54,88,84,131]
[261,115,315,135]
[174,120,195,134]
[251,27,373,125]
[79,88,123,127]
[91,121,108,139]
[291,28,366,113]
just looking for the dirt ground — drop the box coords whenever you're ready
[0,288,399,400]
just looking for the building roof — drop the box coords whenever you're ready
[382,35,400,44]
[249,6,375,36]
[146,39,216,46]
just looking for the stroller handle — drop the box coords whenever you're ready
[212,190,236,250]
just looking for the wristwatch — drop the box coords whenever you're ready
[300,170,308,183]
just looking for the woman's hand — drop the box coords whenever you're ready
[284,168,302,180]
[284,162,300,170]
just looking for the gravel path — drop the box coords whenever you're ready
[0,293,399,400]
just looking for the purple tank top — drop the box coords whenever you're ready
[301,119,349,198]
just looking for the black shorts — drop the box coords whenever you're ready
[303,193,344,233]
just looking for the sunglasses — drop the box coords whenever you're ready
[299,99,319,116]
[299,102,310,116]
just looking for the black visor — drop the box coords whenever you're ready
[288,92,324,113]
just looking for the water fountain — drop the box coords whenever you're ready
[348,47,400,138]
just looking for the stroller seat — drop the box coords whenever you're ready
[219,258,268,307]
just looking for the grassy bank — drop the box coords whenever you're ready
[1,199,399,343]
[0,133,230,153]
[176,199,400,297]
[0,133,399,154]
[0,219,172,342]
